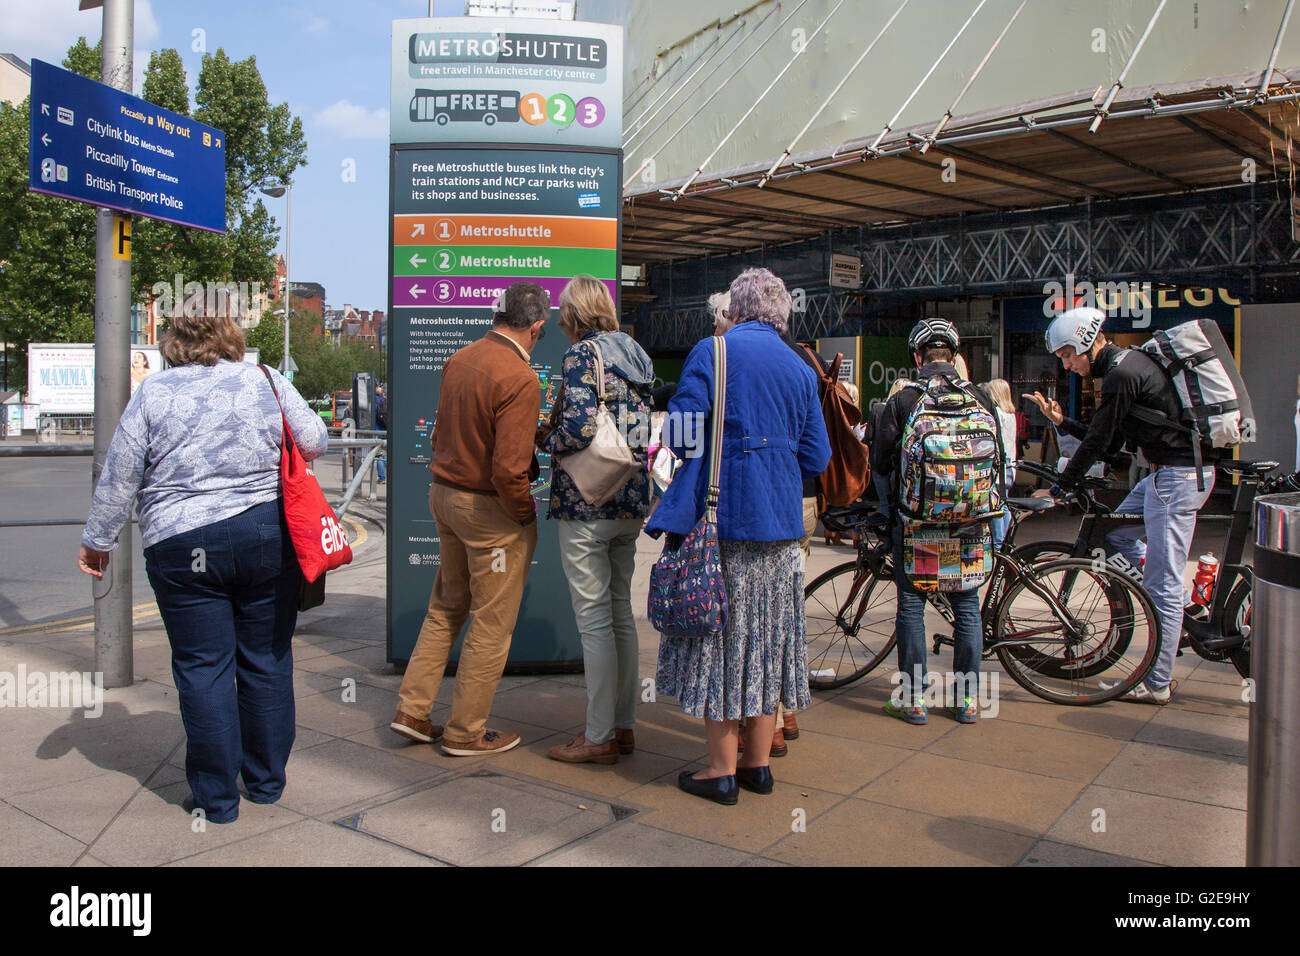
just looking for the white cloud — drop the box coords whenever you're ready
[0,0,160,77]
[313,99,389,140]
[307,16,329,33]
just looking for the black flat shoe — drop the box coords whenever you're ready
[735,765,774,794]
[677,770,738,805]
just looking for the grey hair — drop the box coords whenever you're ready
[728,267,791,336]
[494,281,550,330]
[707,290,730,322]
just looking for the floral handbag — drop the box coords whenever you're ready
[648,337,728,639]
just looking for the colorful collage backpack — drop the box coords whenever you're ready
[897,374,1004,592]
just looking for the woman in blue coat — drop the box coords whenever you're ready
[646,267,831,804]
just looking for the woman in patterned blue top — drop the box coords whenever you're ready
[79,313,328,825]
[538,275,655,765]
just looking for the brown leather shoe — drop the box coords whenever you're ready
[440,728,520,757]
[782,711,800,740]
[548,735,619,765]
[770,722,788,758]
[614,728,635,755]
[390,710,443,744]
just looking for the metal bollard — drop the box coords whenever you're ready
[1247,492,1300,866]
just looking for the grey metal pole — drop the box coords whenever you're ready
[93,0,134,689]
[1089,0,1167,132]
[1247,492,1300,866]
[1256,0,1296,102]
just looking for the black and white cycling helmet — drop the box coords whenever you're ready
[907,318,960,355]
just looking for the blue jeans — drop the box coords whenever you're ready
[1105,466,1214,690]
[873,473,892,522]
[557,518,642,743]
[143,500,300,823]
[989,512,1010,550]
[376,429,387,481]
[892,524,983,702]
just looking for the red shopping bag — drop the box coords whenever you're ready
[260,366,352,582]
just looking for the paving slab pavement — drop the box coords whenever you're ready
[0,503,1253,867]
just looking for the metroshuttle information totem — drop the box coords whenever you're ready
[387,17,623,666]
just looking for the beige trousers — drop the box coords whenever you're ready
[397,482,537,743]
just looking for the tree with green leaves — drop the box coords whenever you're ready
[246,310,385,401]
[0,38,306,391]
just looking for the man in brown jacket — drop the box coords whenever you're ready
[391,281,549,756]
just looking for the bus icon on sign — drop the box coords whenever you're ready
[410,89,520,126]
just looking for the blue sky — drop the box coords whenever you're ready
[3,0,467,312]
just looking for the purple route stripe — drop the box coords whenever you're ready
[392,275,617,308]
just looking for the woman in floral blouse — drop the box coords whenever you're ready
[538,275,656,765]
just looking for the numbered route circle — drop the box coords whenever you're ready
[432,248,456,273]
[576,97,605,128]
[548,93,576,127]
[519,92,547,125]
[433,280,456,304]
[433,217,457,242]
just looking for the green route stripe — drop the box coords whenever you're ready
[394,245,616,277]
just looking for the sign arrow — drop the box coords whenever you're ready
[411,223,425,237]
[41,133,51,146]
[410,253,426,268]
[410,284,426,298]
[41,103,50,115]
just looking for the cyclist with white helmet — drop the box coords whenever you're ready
[1025,306,1216,704]
[870,318,999,724]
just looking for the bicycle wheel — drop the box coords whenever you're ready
[1222,567,1252,679]
[993,558,1161,705]
[998,553,1137,680]
[804,561,898,690]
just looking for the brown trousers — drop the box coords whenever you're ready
[397,482,537,743]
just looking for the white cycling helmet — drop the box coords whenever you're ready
[907,317,960,355]
[1045,307,1105,355]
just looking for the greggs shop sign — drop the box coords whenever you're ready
[1004,284,1243,336]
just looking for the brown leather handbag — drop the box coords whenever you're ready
[800,345,871,509]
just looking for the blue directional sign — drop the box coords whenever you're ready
[28,59,227,233]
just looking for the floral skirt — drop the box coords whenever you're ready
[656,538,810,721]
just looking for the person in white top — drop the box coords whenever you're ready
[982,379,1018,548]
[1294,374,1300,472]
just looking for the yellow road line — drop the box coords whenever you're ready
[63,606,161,632]
[0,602,157,636]
[342,517,367,549]
[3,519,368,638]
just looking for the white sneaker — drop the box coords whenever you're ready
[1122,679,1177,705]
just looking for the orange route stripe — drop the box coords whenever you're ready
[395,214,616,249]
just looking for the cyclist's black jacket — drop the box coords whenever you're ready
[1057,341,1201,488]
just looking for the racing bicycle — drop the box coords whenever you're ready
[1008,458,1300,679]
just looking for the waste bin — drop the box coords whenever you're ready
[1247,492,1300,866]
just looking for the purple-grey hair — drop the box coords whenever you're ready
[728,267,792,337]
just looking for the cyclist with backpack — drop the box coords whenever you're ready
[1025,306,1222,705]
[870,319,1006,725]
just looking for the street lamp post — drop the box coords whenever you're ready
[260,182,291,375]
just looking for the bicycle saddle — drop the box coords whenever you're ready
[1219,459,1279,476]
[1007,496,1054,512]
